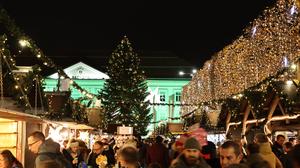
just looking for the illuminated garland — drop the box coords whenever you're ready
[181,64,300,127]
[150,103,199,106]
[0,35,33,109]
[71,99,89,123]
[0,8,97,100]
[182,0,300,114]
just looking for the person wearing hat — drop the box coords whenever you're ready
[170,137,211,168]
[63,139,84,168]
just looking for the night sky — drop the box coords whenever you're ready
[1,0,276,68]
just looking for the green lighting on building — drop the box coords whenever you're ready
[44,62,190,131]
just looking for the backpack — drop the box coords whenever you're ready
[38,152,73,168]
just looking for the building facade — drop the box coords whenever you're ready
[44,62,190,129]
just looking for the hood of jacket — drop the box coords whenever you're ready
[38,138,61,154]
[259,142,273,155]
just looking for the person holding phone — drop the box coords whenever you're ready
[63,139,84,168]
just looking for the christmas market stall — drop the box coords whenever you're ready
[44,120,97,149]
[152,122,185,139]
[0,106,45,168]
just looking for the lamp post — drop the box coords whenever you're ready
[179,69,197,77]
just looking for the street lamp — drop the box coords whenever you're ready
[179,69,197,77]
[179,71,185,76]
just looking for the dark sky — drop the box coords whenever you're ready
[1,0,276,67]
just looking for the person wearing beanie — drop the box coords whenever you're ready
[170,137,211,168]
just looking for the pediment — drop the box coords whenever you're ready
[48,62,109,79]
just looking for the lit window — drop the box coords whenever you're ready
[160,92,166,102]
[175,92,181,102]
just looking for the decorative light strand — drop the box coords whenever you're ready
[181,0,300,114]
[0,8,97,101]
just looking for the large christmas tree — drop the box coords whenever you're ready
[100,36,152,136]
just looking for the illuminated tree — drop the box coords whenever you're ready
[100,36,152,135]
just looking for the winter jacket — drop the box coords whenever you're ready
[258,143,283,168]
[272,142,284,160]
[62,149,84,168]
[147,143,169,167]
[102,145,116,166]
[36,139,72,168]
[170,154,211,168]
[201,141,217,168]
[246,153,265,166]
[280,152,293,168]
[87,152,101,168]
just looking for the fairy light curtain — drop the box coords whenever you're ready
[181,0,300,114]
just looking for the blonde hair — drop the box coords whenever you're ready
[67,139,79,149]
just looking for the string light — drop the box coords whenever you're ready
[264,114,300,134]
[251,25,257,37]
[286,80,293,85]
[290,4,297,15]
[18,39,30,47]
[181,0,300,114]
[283,57,289,67]
[290,63,297,70]
[0,9,98,101]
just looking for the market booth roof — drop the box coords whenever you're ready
[46,121,95,130]
[0,108,95,130]
[0,108,43,123]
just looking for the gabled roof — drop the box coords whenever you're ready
[48,62,109,79]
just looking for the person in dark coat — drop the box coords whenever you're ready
[87,141,105,168]
[245,143,265,166]
[27,131,72,168]
[136,136,148,168]
[101,138,116,166]
[147,136,169,167]
[272,135,285,160]
[201,141,217,167]
[62,140,84,168]
[170,137,211,168]
[280,142,293,168]
[290,144,300,168]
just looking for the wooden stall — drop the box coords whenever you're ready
[0,107,44,167]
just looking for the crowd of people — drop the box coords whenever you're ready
[0,131,300,168]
